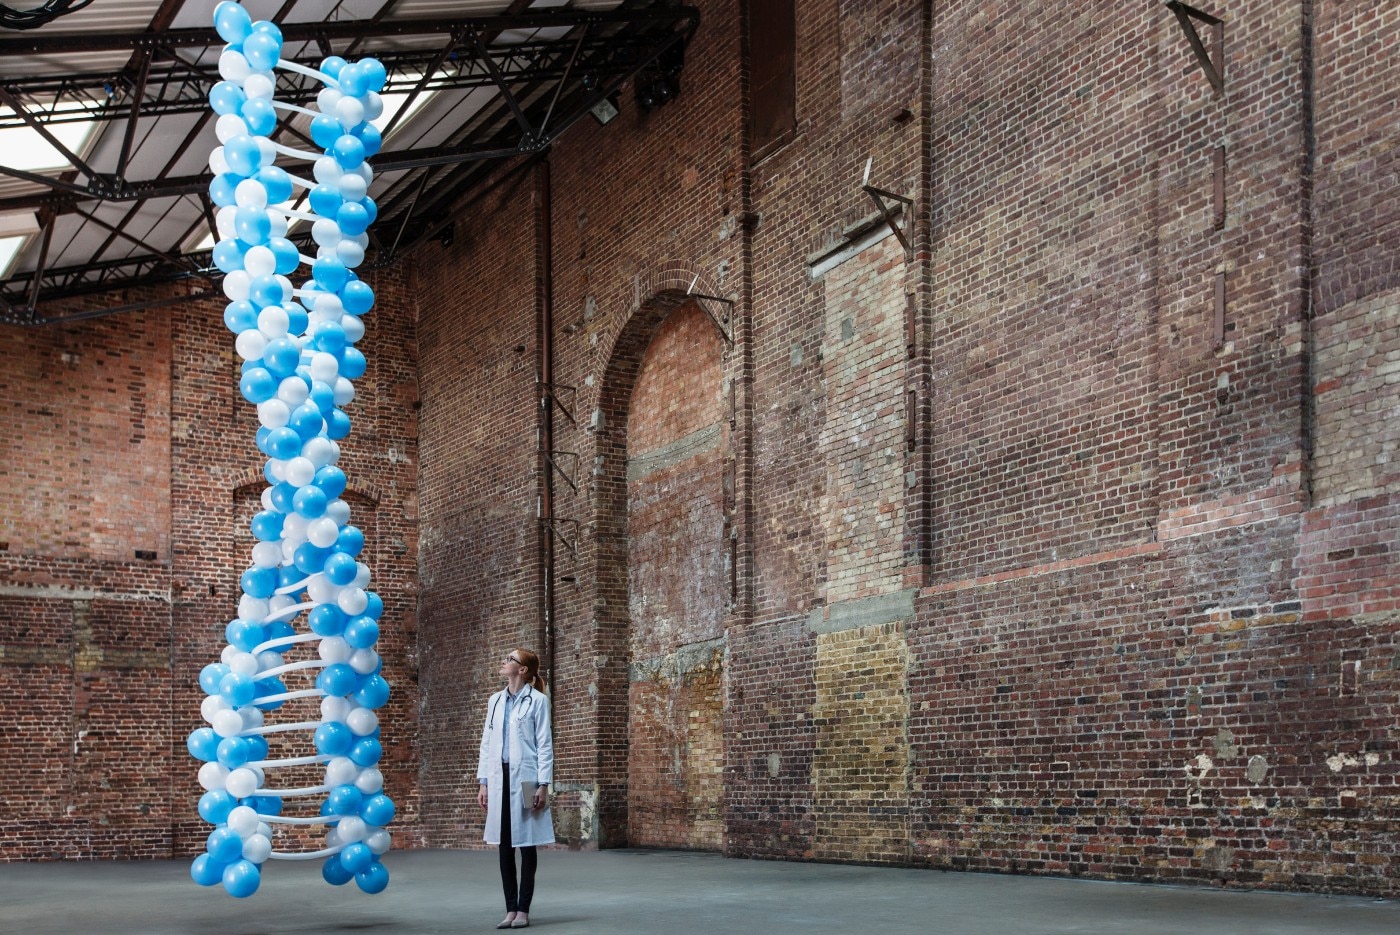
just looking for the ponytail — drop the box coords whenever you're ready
[514,647,548,693]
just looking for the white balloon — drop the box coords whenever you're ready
[239,596,270,621]
[243,243,276,279]
[354,768,384,795]
[269,593,295,615]
[347,707,378,736]
[257,307,289,342]
[256,136,276,164]
[235,178,268,209]
[305,437,338,468]
[280,538,298,564]
[352,232,369,249]
[310,352,340,384]
[202,694,230,723]
[356,163,373,183]
[213,709,244,738]
[243,833,272,864]
[321,695,352,722]
[335,96,365,128]
[277,376,310,406]
[339,169,367,202]
[284,456,316,486]
[216,205,238,239]
[282,513,309,541]
[244,72,275,100]
[308,516,340,548]
[240,707,265,731]
[325,825,343,849]
[274,274,294,301]
[268,212,288,238]
[217,113,248,144]
[333,377,355,407]
[219,50,251,82]
[317,87,343,114]
[260,487,276,511]
[325,756,358,787]
[256,821,273,840]
[337,587,368,616]
[363,92,384,121]
[352,563,371,590]
[342,315,365,345]
[365,830,391,855]
[313,156,343,184]
[312,218,343,248]
[229,652,259,677]
[349,648,378,676]
[258,400,289,431]
[336,240,365,268]
[234,328,267,361]
[319,636,352,664]
[306,574,338,604]
[256,650,283,672]
[210,146,231,175]
[226,767,259,798]
[221,643,241,665]
[228,805,260,837]
[251,541,281,568]
[199,762,230,792]
[224,269,252,303]
[325,497,351,526]
[314,293,344,317]
[337,817,367,843]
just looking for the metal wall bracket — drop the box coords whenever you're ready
[546,450,580,492]
[861,157,913,260]
[1166,1,1224,96]
[686,273,734,344]
[539,381,577,425]
[540,517,580,557]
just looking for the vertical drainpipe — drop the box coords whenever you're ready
[536,158,556,690]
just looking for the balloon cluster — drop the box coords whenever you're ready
[186,1,394,899]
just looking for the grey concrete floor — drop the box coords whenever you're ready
[0,848,1395,935]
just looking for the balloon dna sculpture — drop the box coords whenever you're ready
[185,2,394,898]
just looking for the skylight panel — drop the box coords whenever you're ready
[0,101,101,173]
[0,235,29,280]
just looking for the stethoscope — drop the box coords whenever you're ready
[487,687,536,733]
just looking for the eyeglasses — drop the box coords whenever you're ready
[504,655,523,666]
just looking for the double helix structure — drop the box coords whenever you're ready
[184,1,395,898]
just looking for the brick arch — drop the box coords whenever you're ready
[589,279,728,848]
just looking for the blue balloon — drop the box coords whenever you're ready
[213,1,253,44]
[187,726,221,761]
[338,63,369,97]
[267,426,302,460]
[361,794,395,827]
[323,855,354,886]
[224,299,258,334]
[266,619,296,643]
[344,616,378,650]
[226,618,266,653]
[314,719,353,755]
[320,56,348,80]
[335,524,364,556]
[341,347,367,378]
[332,134,365,169]
[239,367,276,404]
[245,735,270,763]
[342,280,374,315]
[217,736,251,769]
[362,196,378,225]
[311,320,347,355]
[356,124,383,158]
[310,115,343,151]
[257,166,293,206]
[190,853,224,887]
[243,31,282,72]
[198,789,236,824]
[336,202,369,236]
[212,238,246,274]
[199,663,231,696]
[364,591,384,620]
[354,675,390,710]
[209,171,241,207]
[269,481,298,512]
[240,565,277,600]
[294,541,331,575]
[314,465,347,499]
[220,671,256,706]
[312,254,348,290]
[253,677,286,710]
[349,736,382,767]
[263,337,299,378]
[318,664,359,699]
[293,484,328,518]
[288,403,324,442]
[222,859,261,898]
[235,206,272,246]
[285,302,309,337]
[267,237,300,275]
[250,274,286,309]
[241,97,276,137]
[252,20,282,39]
[225,135,263,176]
[250,510,284,542]
[361,58,388,93]
[327,408,352,440]
[327,784,364,816]
[324,551,358,586]
[210,81,246,117]
[307,605,346,638]
[309,380,335,414]
[339,841,373,873]
[355,861,389,895]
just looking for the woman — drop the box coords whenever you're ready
[477,648,554,929]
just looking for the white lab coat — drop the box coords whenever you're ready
[477,683,555,847]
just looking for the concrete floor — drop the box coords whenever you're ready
[0,848,1395,935]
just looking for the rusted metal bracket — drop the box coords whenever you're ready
[539,381,577,426]
[539,517,580,557]
[685,274,734,344]
[546,450,580,492]
[861,157,913,260]
[1166,1,1224,96]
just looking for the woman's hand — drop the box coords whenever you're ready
[532,786,548,811]
[477,783,488,810]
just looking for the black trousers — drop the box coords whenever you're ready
[499,793,538,913]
